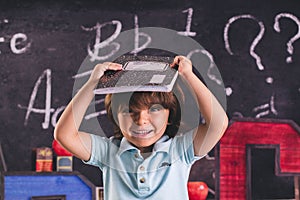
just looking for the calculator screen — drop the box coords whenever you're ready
[124,61,168,71]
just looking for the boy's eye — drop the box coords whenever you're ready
[149,104,164,112]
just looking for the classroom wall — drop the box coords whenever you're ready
[0,0,299,198]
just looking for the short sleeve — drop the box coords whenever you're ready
[172,130,205,165]
[83,134,110,169]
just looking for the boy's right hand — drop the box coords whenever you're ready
[88,62,123,84]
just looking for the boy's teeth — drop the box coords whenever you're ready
[135,130,150,134]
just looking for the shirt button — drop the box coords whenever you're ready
[140,177,146,183]
[134,153,139,158]
[139,166,145,171]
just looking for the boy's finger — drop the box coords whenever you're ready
[109,63,123,70]
[172,56,180,65]
[172,55,187,65]
[102,62,123,70]
[170,56,180,67]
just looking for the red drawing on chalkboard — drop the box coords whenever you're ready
[217,118,300,199]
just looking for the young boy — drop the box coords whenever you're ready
[54,55,228,199]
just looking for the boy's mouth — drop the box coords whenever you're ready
[131,129,153,137]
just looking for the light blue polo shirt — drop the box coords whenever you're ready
[85,130,202,200]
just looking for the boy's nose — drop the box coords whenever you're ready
[133,110,150,125]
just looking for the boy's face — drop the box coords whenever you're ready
[117,104,170,150]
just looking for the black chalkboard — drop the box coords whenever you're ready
[0,0,299,198]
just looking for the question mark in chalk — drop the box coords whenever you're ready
[187,49,222,85]
[274,13,300,63]
[187,49,234,96]
[224,14,266,71]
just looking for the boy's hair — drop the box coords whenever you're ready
[105,91,181,139]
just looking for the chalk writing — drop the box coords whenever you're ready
[72,70,92,79]
[205,154,215,161]
[274,13,300,63]
[0,19,8,53]
[0,37,4,54]
[225,87,233,96]
[265,77,274,84]
[131,15,151,56]
[81,20,122,62]
[0,20,31,54]
[10,33,31,54]
[85,109,106,120]
[18,69,54,129]
[75,17,153,79]
[232,112,244,118]
[73,20,123,79]
[224,14,266,71]
[208,186,216,196]
[253,94,278,118]
[18,69,106,129]
[15,11,299,131]
[0,19,8,24]
[187,49,222,85]
[178,8,196,37]
[84,99,106,120]
[51,106,65,127]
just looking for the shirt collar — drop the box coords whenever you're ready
[153,135,171,152]
[117,138,137,156]
[117,135,171,156]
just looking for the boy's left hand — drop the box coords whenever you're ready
[170,55,193,77]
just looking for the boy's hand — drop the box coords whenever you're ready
[89,62,122,83]
[170,56,193,77]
